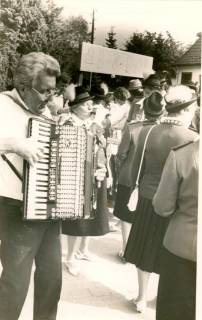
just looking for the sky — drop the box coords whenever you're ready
[54,0,202,48]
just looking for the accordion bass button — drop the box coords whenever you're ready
[49,193,55,197]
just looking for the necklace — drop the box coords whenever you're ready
[160,117,184,126]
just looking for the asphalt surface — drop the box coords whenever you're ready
[17,219,159,320]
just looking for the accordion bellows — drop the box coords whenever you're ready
[23,118,96,220]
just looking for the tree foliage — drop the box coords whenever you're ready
[47,15,90,75]
[0,0,90,90]
[105,27,117,49]
[125,31,185,77]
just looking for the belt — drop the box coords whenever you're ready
[0,196,23,208]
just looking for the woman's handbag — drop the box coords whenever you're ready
[127,125,156,211]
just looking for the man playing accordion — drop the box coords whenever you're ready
[0,52,106,320]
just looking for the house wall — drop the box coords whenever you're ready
[173,65,201,86]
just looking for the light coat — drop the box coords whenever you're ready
[153,140,199,262]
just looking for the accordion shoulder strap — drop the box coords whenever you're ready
[1,154,23,181]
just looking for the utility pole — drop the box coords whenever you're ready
[91,9,95,44]
[89,9,95,89]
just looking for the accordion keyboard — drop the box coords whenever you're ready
[25,120,52,219]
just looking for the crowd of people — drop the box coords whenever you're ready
[0,51,200,320]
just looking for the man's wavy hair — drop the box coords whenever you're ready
[13,52,61,90]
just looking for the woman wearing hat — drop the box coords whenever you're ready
[124,85,198,313]
[127,74,162,123]
[114,91,164,261]
[127,79,144,122]
[62,87,109,276]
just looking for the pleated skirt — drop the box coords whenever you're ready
[113,184,135,223]
[124,196,169,274]
[156,248,196,320]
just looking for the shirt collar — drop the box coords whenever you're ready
[3,88,52,119]
[3,88,29,110]
[70,112,92,128]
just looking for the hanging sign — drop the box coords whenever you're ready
[80,42,154,77]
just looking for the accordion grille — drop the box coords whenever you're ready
[52,125,87,219]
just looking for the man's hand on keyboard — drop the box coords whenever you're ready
[13,137,45,167]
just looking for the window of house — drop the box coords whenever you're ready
[181,72,192,84]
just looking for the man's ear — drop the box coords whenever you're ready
[17,85,24,97]
[18,86,31,101]
[18,83,27,92]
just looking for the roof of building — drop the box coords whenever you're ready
[176,33,201,66]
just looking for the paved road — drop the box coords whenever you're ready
[18,223,159,320]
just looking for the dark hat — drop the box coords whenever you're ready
[69,86,94,107]
[143,75,161,89]
[143,91,164,116]
[187,81,197,92]
[92,87,106,100]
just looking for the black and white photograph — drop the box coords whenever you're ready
[0,0,201,319]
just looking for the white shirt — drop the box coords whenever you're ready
[0,89,52,201]
[105,101,130,155]
[109,101,130,130]
[93,103,109,127]
[69,112,93,129]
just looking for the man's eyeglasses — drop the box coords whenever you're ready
[31,87,56,102]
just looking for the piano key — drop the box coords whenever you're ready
[41,156,49,161]
[36,163,49,170]
[35,212,47,217]
[42,146,50,151]
[35,180,48,185]
[36,189,48,193]
[39,132,50,138]
[35,208,47,212]
[39,122,51,129]
[38,159,49,164]
[37,135,50,142]
[36,180,48,185]
[38,140,50,147]
[39,127,51,133]
[34,203,47,209]
[36,168,49,174]
[36,173,49,178]
[35,191,48,197]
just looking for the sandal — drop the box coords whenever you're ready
[75,251,94,261]
[133,299,147,313]
[65,261,79,276]
[118,251,126,263]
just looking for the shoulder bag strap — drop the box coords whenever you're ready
[135,125,156,187]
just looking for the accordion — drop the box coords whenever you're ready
[23,117,97,220]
